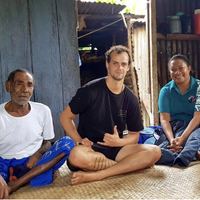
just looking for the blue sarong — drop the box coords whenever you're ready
[0,157,29,182]
[0,136,74,187]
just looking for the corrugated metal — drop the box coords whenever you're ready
[157,38,200,90]
[77,1,126,15]
[156,0,200,88]
[132,25,151,126]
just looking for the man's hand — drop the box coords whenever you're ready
[167,137,183,153]
[26,152,43,169]
[77,138,93,148]
[26,140,51,169]
[0,175,9,199]
[97,125,120,147]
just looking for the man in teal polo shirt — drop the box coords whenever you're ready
[156,54,200,167]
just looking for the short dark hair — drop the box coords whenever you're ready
[7,69,34,83]
[168,54,190,68]
[105,45,131,65]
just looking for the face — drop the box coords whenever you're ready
[6,72,35,106]
[106,51,130,81]
[169,59,191,85]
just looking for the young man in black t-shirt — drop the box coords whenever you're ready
[60,45,161,185]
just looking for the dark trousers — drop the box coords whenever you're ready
[156,120,200,167]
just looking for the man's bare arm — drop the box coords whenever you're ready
[26,140,51,169]
[60,105,93,147]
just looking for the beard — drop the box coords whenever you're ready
[111,73,125,81]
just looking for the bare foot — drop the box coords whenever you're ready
[71,171,102,185]
[53,170,60,181]
[8,179,20,194]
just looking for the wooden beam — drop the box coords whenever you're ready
[149,0,159,125]
[79,27,123,32]
[78,14,145,20]
[157,33,200,40]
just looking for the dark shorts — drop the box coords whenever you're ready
[67,143,122,171]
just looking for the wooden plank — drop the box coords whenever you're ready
[166,40,172,83]
[164,40,171,83]
[78,14,145,20]
[149,0,159,125]
[157,41,161,91]
[172,40,177,55]
[176,0,181,15]
[190,0,196,17]
[157,33,200,40]
[134,26,138,73]
[146,0,152,115]
[160,40,167,88]
[169,0,176,16]
[156,0,162,25]
[125,19,135,92]
[187,41,193,67]
[141,26,149,94]
[177,40,182,54]
[167,34,200,40]
[182,40,188,57]
[0,0,31,104]
[165,0,170,23]
[180,0,185,14]
[128,22,139,98]
[193,40,198,78]
[56,0,80,106]
[185,0,191,15]
[29,0,64,140]
[56,0,80,129]
[163,0,168,24]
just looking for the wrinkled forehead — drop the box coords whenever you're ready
[14,72,34,82]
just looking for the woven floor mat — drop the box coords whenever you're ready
[9,161,200,199]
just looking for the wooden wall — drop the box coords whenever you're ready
[0,0,80,141]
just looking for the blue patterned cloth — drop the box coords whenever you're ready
[0,136,74,187]
[30,136,74,186]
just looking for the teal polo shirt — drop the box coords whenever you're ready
[158,76,199,122]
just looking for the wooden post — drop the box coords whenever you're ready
[148,0,159,125]
[125,19,140,100]
[125,18,143,122]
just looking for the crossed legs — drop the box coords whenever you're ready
[68,144,161,185]
[8,153,66,196]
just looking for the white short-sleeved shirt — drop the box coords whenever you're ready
[0,101,55,159]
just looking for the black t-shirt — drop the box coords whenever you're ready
[69,77,143,143]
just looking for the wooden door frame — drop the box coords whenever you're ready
[146,0,159,125]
